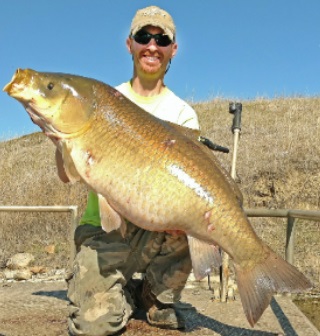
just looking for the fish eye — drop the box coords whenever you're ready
[47,82,54,90]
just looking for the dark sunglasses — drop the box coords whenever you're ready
[131,31,173,47]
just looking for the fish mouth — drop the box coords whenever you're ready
[3,68,32,102]
[3,68,22,93]
[2,69,18,93]
[2,81,12,93]
[3,69,56,135]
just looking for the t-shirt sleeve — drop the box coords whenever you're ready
[176,103,200,130]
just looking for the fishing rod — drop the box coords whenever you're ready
[229,102,242,179]
[220,102,242,302]
[202,103,241,294]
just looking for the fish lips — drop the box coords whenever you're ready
[3,81,12,94]
[3,76,49,132]
[3,68,28,98]
[3,81,26,101]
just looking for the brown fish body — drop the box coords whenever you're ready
[3,69,311,327]
[63,82,263,264]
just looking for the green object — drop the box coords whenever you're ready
[79,190,101,226]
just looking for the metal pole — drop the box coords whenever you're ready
[245,208,320,221]
[220,102,242,302]
[0,205,76,212]
[230,102,242,180]
[69,206,79,273]
[285,216,297,265]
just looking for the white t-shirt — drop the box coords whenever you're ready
[116,82,200,130]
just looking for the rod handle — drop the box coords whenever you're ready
[229,102,242,133]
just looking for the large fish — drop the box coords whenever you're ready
[3,68,312,326]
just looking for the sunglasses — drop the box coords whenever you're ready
[132,31,173,47]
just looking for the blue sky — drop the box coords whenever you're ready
[0,0,319,138]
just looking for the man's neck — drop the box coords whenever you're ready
[130,76,166,97]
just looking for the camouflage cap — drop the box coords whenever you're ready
[130,6,176,41]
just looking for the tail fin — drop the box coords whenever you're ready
[234,246,312,327]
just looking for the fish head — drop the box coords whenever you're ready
[3,68,96,137]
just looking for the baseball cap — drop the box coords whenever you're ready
[130,6,176,41]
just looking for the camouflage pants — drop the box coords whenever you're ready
[67,222,192,336]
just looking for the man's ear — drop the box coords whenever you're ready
[171,42,178,58]
[126,37,133,54]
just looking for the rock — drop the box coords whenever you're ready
[4,269,16,280]
[6,253,35,270]
[44,245,55,254]
[3,268,32,280]
[30,266,47,274]
[14,269,33,281]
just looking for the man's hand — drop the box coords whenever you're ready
[165,230,185,236]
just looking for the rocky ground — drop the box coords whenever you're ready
[1,279,319,336]
[1,253,320,336]
[0,280,68,336]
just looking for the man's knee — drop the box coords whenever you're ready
[67,240,134,336]
[68,284,133,336]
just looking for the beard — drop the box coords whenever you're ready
[137,51,168,76]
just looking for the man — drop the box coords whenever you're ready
[57,6,200,336]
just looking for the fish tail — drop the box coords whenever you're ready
[234,245,312,327]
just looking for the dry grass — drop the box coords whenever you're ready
[0,97,319,290]
[0,133,88,269]
[195,97,320,210]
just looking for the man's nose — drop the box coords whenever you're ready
[146,38,158,51]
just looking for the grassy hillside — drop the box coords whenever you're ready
[195,97,320,210]
[0,97,319,290]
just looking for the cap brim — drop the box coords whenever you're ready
[131,19,174,41]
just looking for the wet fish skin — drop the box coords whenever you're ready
[3,68,312,327]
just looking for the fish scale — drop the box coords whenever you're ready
[3,68,312,327]
[75,124,210,232]
[75,100,214,232]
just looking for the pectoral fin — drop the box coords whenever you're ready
[187,235,221,280]
[61,142,81,183]
[98,194,127,236]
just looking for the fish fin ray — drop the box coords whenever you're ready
[234,245,312,327]
[98,194,126,236]
[60,142,81,183]
[187,235,221,280]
